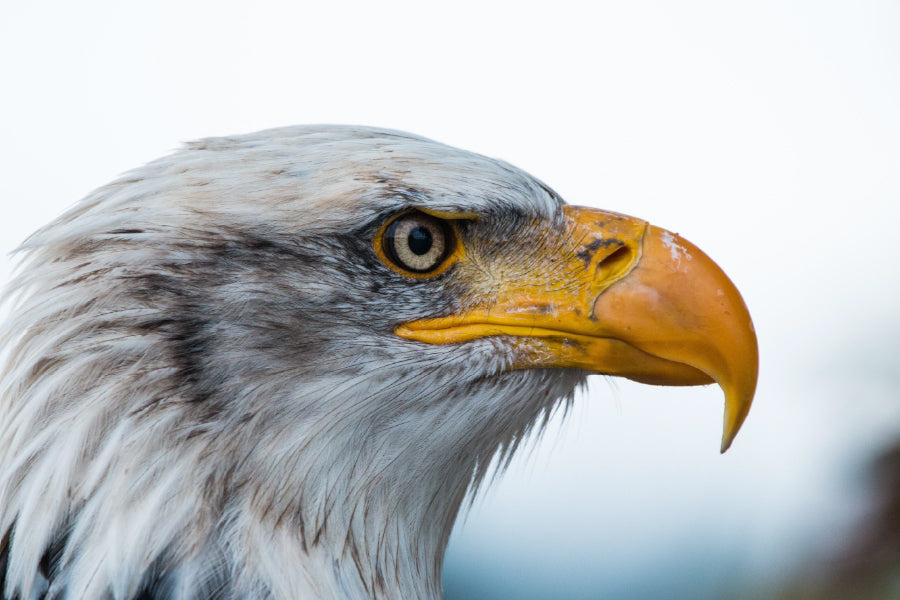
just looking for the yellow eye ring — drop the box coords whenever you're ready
[374,210,463,278]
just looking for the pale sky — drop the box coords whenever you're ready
[2,2,899,598]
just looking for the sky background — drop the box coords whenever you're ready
[2,2,899,598]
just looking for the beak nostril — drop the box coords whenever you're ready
[596,245,635,282]
[600,245,631,267]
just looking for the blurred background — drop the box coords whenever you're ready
[1,1,898,598]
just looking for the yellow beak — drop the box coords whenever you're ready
[395,206,759,452]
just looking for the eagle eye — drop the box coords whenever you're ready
[378,211,457,276]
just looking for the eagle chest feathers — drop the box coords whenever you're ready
[0,126,758,600]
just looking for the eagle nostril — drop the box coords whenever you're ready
[596,245,635,282]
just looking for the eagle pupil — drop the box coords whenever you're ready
[408,227,433,256]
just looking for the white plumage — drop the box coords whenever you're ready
[0,125,757,600]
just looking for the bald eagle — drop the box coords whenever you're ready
[0,126,757,600]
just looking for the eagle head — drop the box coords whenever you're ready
[0,126,757,599]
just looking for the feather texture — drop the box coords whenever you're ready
[0,126,584,599]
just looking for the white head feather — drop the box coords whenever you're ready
[0,126,584,600]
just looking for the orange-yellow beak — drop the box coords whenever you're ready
[396,206,758,452]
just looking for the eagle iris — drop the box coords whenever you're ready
[382,211,451,274]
